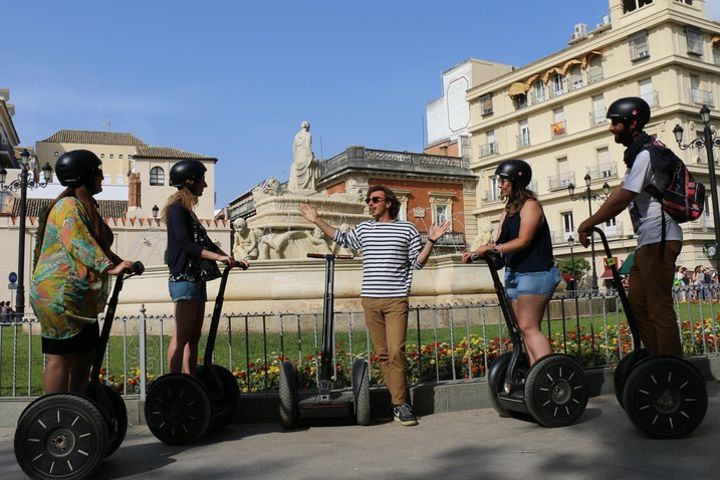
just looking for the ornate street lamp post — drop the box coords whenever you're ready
[0,149,53,317]
[673,104,720,271]
[567,173,610,292]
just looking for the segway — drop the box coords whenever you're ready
[14,262,144,480]
[145,263,246,444]
[279,253,371,428]
[591,227,708,437]
[471,252,588,427]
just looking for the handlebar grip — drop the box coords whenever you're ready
[131,262,145,275]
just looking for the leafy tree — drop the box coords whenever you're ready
[559,257,590,276]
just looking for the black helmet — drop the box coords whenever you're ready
[170,160,206,189]
[55,150,102,188]
[495,159,532,188]
[606,97,651,129]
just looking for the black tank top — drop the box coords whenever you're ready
[497,203,554,273]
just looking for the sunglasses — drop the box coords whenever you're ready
[365,196,386,205]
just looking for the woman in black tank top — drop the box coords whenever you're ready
[463,160,559,365]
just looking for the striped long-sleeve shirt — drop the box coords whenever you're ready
[333,220,423,297]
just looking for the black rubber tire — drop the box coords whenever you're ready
[144,374,212,445]
[525,354,588,428]
[85,383,127,458]
[614,348,649,408]
[352,359,371,426]
[622,356,708,438]
[14,394,109,480]
[487,352,514,417]
[196,364,240,430]
[279,361,299,429]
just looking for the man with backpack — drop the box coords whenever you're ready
[577,97,690,357]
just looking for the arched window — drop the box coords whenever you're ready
[150,166,165,186]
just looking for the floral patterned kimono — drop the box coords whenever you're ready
[30,197,113,340]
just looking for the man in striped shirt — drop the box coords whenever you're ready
[299,185,450,426]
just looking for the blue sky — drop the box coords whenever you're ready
[5,1,720,207]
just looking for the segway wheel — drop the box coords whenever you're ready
[486,352,517,417]
[352,358,371,426]
[525,354,588,427]
[14,394,109,480]
[614,348,649,408]
[196,365,240,430]
[622,357,708,438]
[279,361,299,429]
[145,374,212,445]
[85,382,127,458]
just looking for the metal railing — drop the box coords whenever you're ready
[590,110,607,127]
[478,142,498,158]
[547,171,575,191]
[587,163,618,180]
[2,286,717,397]
[690,87,714,107]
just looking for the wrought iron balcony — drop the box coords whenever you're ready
[586,163,618,180]
[548,171,576,191]
[478,142,498,158]
[690,88,714,107]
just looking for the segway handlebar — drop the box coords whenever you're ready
[469,249,502,267]
[306,253,355,260]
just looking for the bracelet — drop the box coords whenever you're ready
[428,238,437,244]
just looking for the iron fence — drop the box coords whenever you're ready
[1,286,718,399]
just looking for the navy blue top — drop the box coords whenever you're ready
[497,205,554,273]
[166,202,221,280]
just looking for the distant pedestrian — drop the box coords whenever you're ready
[0,301,7,322]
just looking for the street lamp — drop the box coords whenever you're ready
[567,173,611,292]
[673,104,720,272]
[567,235,577,295]
[152,204,160,225]
[0,149,53,317]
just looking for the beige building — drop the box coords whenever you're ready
[464,0,720,283]
[1,128,227,308]
[34,130,217,218]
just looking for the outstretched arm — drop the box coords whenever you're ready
[299,203,337,239]
[416,221,452,266]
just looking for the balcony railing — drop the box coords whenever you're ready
[478,142,498,158]
[690,87,715,107]
[420,231,465,246]
[548,171,576,191]
[551,120,567,137]
[587,163,618,180]
[319,147,471,180]
[601,222,625,240]
[516,133,532,148]
[640,90,660,108]
[568,76,584,92]
[551,229,575,245]
[589,110,607,126]
[587,67,604,85]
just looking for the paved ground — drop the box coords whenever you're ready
[1,383,718,480]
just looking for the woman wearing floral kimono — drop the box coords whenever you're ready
[162,160,248,375]
[30,150,141,394]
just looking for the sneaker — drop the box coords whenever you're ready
[393,403,419,426]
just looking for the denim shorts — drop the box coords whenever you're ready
[504,266,560,300]
[169,280,207,302]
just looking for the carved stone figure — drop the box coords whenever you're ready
[288,121,318,192]
[257,228,331,259]
[232,218,258,260]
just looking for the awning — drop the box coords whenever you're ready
[561,59,583,76]
[524,74,541,88]
[582,50,603,69]
[600,256,620,279]
[509,82,529,97]
[618,252,635,275]
[542,67,564,83]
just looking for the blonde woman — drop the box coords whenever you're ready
[163,160,248,375]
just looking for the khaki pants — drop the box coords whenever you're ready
[628,240,683,356]
[361,297,409,406]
